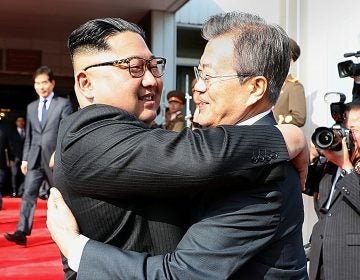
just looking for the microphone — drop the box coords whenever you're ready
[344,50,360,58]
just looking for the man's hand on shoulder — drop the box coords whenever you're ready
[46,188,80,258]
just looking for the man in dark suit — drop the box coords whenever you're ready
[4,66,73,245]
[46,17,306,280]
[8,116,26,197]
[46,14,308,279]
[308,101,360,280]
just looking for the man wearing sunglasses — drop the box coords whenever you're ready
[47,16,308,279]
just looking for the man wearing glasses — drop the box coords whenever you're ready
[47,16,308,279]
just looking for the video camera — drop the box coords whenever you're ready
[338,50,360,78]
[311,92,354,153]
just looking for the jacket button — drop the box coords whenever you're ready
[270,152,278,159]
[251,156,258,164]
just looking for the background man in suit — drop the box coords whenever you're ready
[308,101,360,280]
[47,13,308,279]
[9,116,26,197]
[4,66,73,246]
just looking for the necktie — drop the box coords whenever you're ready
[41,99,47,128]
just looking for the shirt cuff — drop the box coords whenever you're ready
[68,234,89,272]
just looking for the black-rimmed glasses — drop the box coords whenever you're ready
[194,67,251,88]
[84,56,166,78]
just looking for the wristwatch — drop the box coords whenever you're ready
[341,168,354,176]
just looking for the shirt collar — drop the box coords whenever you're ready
[236,109,271,125]
[40,92,54,103]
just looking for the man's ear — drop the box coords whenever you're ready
[246,76,267,105]
[75,71,94,100]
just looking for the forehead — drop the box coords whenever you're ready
[74,31,153,71]
[347,108,360,126]
[200,35,234,69]
[34,73,50,82]
[107,31,152,58]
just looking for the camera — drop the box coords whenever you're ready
[311,92,354,153]
[338,50,360,78]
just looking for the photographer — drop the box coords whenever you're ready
[337,50,360,102]
[307,101,360,280]
[352,75,360,102]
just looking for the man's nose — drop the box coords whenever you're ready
[194,79,206,93]
[142,68,158,85]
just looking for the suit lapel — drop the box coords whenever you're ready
[32,100,42,131]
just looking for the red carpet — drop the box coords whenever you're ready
[0,197,64,280]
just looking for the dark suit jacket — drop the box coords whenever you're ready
[352,81,360,102]
[9,128,25,162]
[23,95,73,182]
[309,170,360,280]
[54,105,292,279]
[61,107,306,279]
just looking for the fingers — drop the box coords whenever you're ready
[47,187,61,210]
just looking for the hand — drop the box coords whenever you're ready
[309,144,320,163]
[46,188,79,258]
[21,162,27,175]
[321,137,353,170]
[49,151,55,169]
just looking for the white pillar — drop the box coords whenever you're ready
[151,10,177,94]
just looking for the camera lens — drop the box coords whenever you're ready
[311,127,335,149]
[317,130,334,148]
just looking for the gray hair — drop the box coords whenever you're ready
[202,12,290,105]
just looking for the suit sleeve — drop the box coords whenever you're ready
[56,113,290,199]
[336,172,360,212]
[75,163,306,280]
[76,190,283,280]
